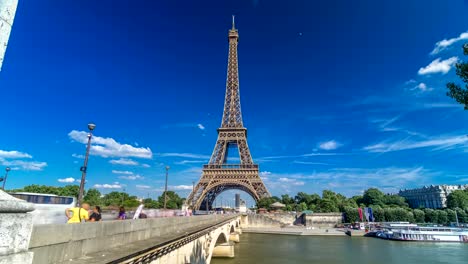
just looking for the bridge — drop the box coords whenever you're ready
[1,191,275,264]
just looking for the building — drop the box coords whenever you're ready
[399,185,468,209]
[0,0,19,71]
[235,193,240,208]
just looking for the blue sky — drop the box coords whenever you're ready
[1,0,468,205]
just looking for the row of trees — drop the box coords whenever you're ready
[257,188,468,224]
[9,185,184,209]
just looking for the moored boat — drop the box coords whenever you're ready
[377,226,468,243]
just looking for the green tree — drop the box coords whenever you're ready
[316,198,339,213]
[351,195,364,206]
[437,210,448,225]
[446,209,457,224]
[295,192,313,205]
[58,185,81,198]
[384,194,408,208]
[143,198,160,209]
[372,207,385,222]
[362,188,385,207]
[256,197,279,209]
[446,44,468,109]
[157,191,183,209]
[281,194,294,208]
[413,209,425,223]
[424,208,438,223]
[103,191,131,206]
[447,190,468,209]
[344,207,359,222]
[83,188,102,206]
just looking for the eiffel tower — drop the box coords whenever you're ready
[187,17,270,210]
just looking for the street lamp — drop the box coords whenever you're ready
[1,167,11,190]
[77,123,96,206]
[163,166,170,209]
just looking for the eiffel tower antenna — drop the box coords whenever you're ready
[187,18,270,210]
[232,15,235,29]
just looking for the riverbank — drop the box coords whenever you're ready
[242,226,346,236]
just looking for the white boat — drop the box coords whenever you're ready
[377,225,468,243]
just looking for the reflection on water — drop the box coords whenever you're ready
[212,233,468,264]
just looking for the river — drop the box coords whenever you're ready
[211,233,468,264]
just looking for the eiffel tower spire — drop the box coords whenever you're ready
[187,18,270,210]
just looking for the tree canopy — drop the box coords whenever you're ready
[446,43,468,108]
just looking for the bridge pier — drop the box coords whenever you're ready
[229,232,240,243]
[212,242,235,258]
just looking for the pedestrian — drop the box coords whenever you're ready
[65,203,90,223]
[89,206,102,222]
[118,206,127,220]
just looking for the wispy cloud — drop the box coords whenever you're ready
[174,160,207,165]
[142,164,151,168]
[278,177,305,186]
[112,170,133,175]
[71,153,85,159]
[318,140,342,150]
[136,185,151,189]
[170,185,193,190]
[119,175,144,180]
[94,183,122,189]
[197,124,205,130]
[431,31,468,55]
[58,177,78,183]
[68,130,152,159]
[364,133,468,153]
[0,158,47,171]
[0,150,32,159]
[109,158,139,166]
[412,82,433,93]
[157,153,211,159]
[418,57,458,75]
[293,160,330,165]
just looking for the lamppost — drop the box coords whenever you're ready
[1,167,11,190]
[163,166,170,209]
[77,123,96,206]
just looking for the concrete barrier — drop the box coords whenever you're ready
[29,215,234,264]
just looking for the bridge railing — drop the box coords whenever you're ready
[203,164,259,169]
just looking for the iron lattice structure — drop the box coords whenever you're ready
[187,18,270,210]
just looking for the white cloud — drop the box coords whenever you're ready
[174,160,205,165]
[260,171,272,175]
[68,130,152,159]
[197,124,205,130]
[136,185,151,189]
[0,150,32,159]
[58,177,77,183]
[71,153,85,159]
[293,161,329,165]
[94,183,122,189]
[157,153,211,159]
[431,31,468,55]
[109,158,138,166]
[278,177,305,186]
[364,134,468,153]
[318,140,342,150]
[142,164,151,168]
[412,82,433,92]
[418,57,458,75]
[0,158,47,171]
[118,175,144,180]
[170,185,193,190]
[112,170,133,175]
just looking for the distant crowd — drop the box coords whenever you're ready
[65,203,129,223]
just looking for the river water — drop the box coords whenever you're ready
[211,233,468,264]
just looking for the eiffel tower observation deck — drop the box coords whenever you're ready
[187,17,270,210]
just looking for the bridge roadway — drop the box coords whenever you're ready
[28,214,242,264]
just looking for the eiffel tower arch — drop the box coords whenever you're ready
[187,17,270,210]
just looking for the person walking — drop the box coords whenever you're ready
[118,206,127,220]
[65,203,90,223]
[89,206,102,222]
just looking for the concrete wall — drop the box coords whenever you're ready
[29,215,234,264]
[305,213,343,227]
[244,214,284,228]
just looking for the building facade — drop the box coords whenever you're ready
[399,185,468,209]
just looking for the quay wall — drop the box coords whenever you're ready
[305,213,343,227]
[28,215,234,264]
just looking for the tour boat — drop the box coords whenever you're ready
[377,226,468,243]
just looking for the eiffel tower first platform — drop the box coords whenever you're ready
[187,17,270,210]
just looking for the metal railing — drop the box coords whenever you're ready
[203,164,258,169]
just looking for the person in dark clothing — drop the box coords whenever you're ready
[118,206,127,220]
[89,206,102,222]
